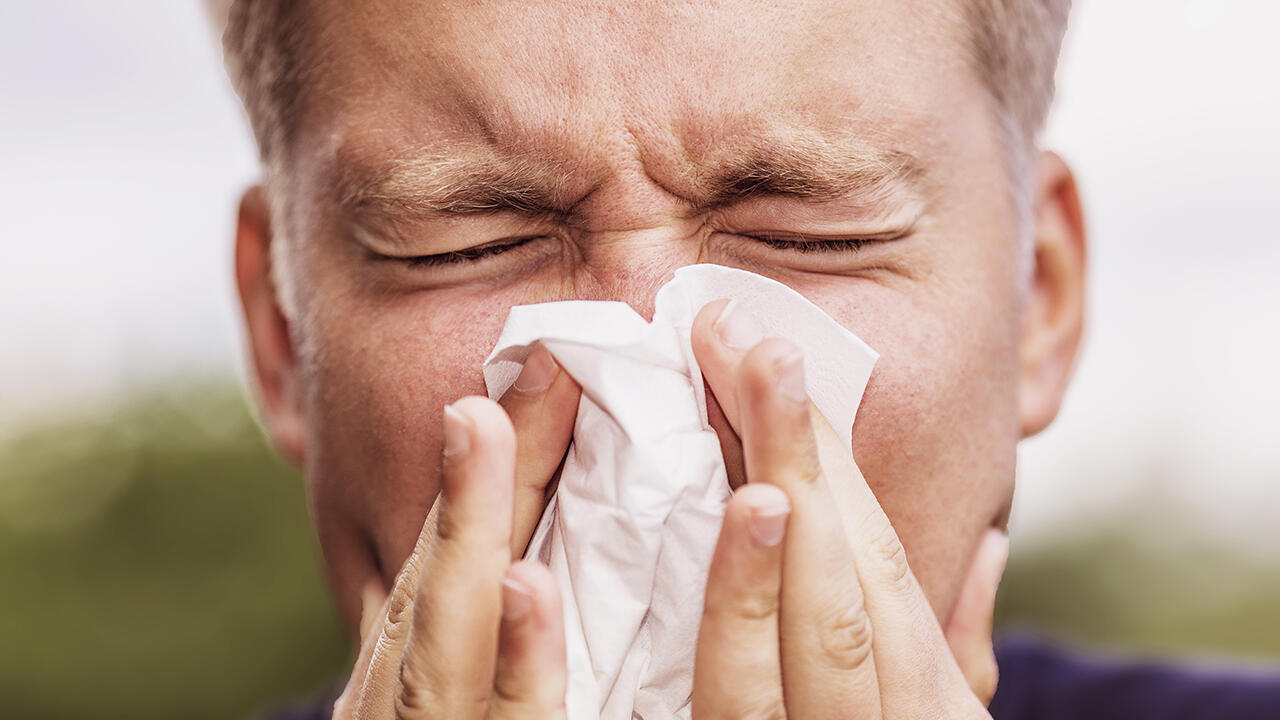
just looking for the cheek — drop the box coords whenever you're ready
[300,283,528,578]
[795,254,1024,614]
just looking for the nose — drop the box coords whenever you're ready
[567,223,707,321]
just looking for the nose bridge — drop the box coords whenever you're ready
[571,226,706,322]
[553,142,710,320]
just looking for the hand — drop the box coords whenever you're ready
[689,299,1009,718]
[332,345,581,720]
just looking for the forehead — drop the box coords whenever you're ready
[300,0,978,206]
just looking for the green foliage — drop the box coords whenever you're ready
[997,522,1280,662]
[0,385,349,720]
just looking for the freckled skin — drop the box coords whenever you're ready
[261,0,1041,631]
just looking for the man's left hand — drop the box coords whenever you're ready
[689,298,1010,719]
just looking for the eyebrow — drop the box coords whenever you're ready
[338,152,578,219]
[696,138,924,207]
[335,136,925,223]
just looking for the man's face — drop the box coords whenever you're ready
[249,0,1066,628]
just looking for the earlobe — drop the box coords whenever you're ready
[1018,151,1087,438]
[235,185,306,465]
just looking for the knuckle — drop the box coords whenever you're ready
[784,454,823,487]
[816,599,874,672]
[489,675,523,707]
[868,519,914,594]
[488,681,565,719]
[397,643,459,717]
[694,688,786,720]
[383,583,415,641]
[432,506,464,546]
[396,664,489,720]
[713,586,779,624]
[370,627,404,675]
[431,531,511,583]
[395,680,443,720]
[431,506,510,559]
[432,512,503,560]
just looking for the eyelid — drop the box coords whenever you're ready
[741,227,912,252]
[374,235,541,266]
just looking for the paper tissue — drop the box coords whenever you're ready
[483,264,878,720]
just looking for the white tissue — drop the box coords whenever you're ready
[483,264,878,720]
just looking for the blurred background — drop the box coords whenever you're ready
[1,1,1277,718]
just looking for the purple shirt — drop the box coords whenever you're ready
[989,634,1280,719]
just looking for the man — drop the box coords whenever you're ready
[217,1,1276,718]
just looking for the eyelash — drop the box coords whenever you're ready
[398,237,537,267]
[743,234,875,254]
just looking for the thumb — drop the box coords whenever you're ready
[359,576,389,644]
[944,528,1009,705]
[333,577,392,719]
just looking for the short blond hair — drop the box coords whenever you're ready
[217,0,1070,171]
[965,0,1072,146]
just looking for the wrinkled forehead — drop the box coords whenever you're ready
[294,0,981,205]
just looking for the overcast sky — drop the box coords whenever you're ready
[1,1,1277,543]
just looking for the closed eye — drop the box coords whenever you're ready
[749,234,869,253]
[743,230,908,253]
[390,236,540,267]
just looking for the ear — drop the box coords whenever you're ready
[235,185,306,465]
[1019,151,1087,438]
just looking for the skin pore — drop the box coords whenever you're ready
[234,0,1085,654]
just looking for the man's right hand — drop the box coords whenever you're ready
[332,345,581,720]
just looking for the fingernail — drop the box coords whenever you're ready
[442,403,471,457]
[778,352,807,404]
[513,345,559,393]
[715,299,764,351]
[747,501,792,547]
[501,575,534,621]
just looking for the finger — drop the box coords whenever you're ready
[735,339,881,718]
[343,504,447,719]
[498,344,582,558]
[487,561,568,720]
[692,298,764,488]
[705,378,748,489]
[399,397,517,720]
[944,528,1009,705]
[333,578,391,719]
[807,412,968,716]
[690,298,766,436]
[693,483,790,720]
[344,482,463,718]
[360,577,390,642]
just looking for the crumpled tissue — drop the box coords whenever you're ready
[483,264,878,720]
